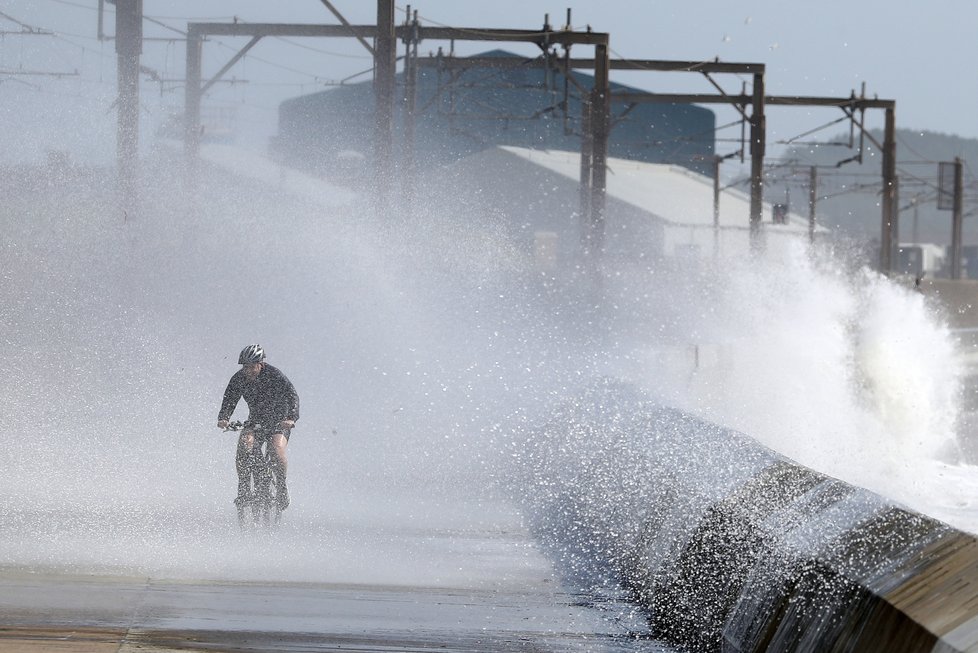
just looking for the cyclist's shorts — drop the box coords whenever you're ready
[244,420,292,442]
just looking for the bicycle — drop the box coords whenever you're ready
[223,420,285,530]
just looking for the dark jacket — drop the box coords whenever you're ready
[218,363,299,427]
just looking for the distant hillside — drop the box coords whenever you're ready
[770,129,978,247]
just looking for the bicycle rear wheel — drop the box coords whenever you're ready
[236,503,249,529]
[252,447,282,529]
[266,467,283,527]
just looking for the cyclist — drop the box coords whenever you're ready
[217,344,300,510]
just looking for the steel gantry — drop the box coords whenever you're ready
[181,7,897,272]
[762,95,897,271]
[613,88,897,268]
[423,54,900,269]
[534,58,897,269]
[183,13,610,263]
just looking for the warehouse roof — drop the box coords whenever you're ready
[489,145,821,233]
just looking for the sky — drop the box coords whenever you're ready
[1,0,977,165]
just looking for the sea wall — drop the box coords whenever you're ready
[509,380,978,652]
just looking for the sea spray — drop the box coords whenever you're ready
[609,237,964,510]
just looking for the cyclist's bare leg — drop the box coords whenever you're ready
[271,433,288,476]
[271,432,289,509]
[235,428,256,503]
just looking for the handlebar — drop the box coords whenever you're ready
[222,420,294,432]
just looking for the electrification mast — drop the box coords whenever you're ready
[114,0,142,217]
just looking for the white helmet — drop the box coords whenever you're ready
[238,344,265,364]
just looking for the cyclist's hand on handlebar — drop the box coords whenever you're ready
[279,419,295,430]
[217,419,229,430]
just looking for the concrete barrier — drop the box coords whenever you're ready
[510,380,978,652]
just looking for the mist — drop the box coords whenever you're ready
[0,134,973,592]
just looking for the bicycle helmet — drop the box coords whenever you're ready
[238,344,265,364]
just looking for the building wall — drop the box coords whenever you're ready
[427,147,820,283]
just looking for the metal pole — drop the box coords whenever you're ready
[319,0,376,55]
[952,157,964,279]
[808,165,817,244]
[184,25,203,178]
[749,72,765,251]
[587,42,610,266]
[578,100,593,254]
[880,105,897,273]
[713,155,721,258]
[401,9,418,211]
[374,0,396,217]
[912,196,919,245]
[115,0,142,217]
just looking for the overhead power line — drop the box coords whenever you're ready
[0,9,49,33]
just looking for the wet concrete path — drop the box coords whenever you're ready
[0,571,667,652]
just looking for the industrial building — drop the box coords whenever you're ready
[273,50,717,180]
[431,146,818,275]
[271,50,823,275]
